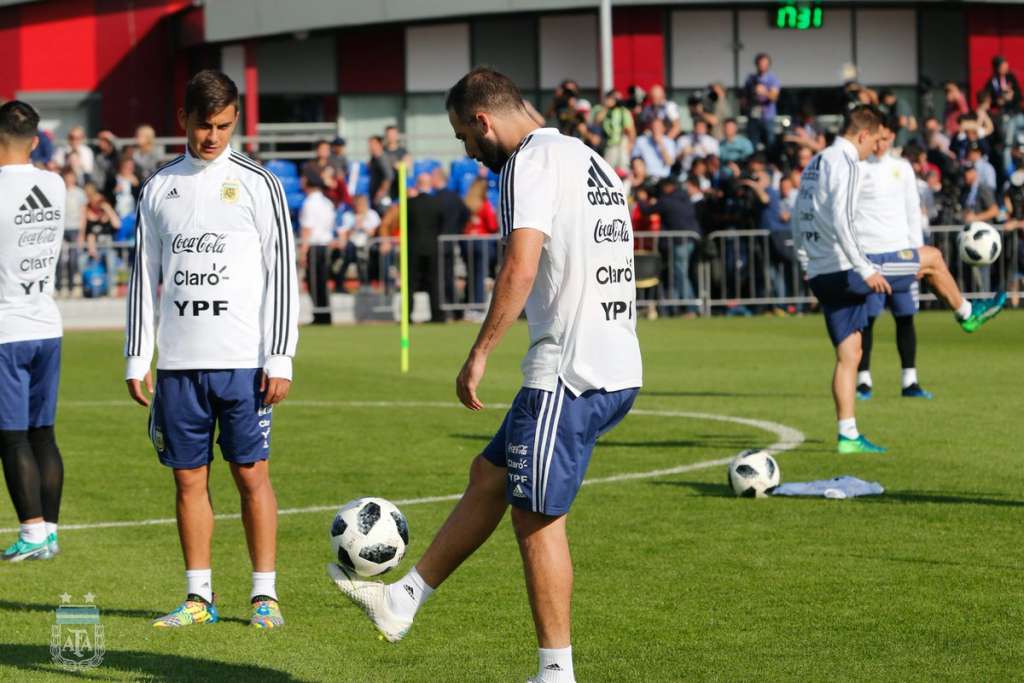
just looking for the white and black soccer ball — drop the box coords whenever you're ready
[727,449,781,498]
[329,497,409,577]
[959,221,1002,266]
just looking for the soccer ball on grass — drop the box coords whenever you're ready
[329,497,409,577]
[727,449,781,498]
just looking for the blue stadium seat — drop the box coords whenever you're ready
[486,169,501,207]
[115,211,136,242]
[450,157,480,196]
[352,161,370,197]
[266,159,298,179]
[286,191,305,213]
[279,175,301,194]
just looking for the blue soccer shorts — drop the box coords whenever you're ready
[482,380,638,516]
[0,337,61,430]
[866,249,921,318]
[148,369,272,469]
[808,270,874,347]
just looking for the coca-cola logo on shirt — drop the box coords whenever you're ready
[171,232,227,254]
[18,227,59,247]
[593,218,630,244]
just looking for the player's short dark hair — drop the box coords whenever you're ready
[841,105,884,136]
[446,67,527,124]
[0,100,40,144]
[184,69,239,119]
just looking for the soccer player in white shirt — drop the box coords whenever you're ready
[329,68,642,683]
[0,101,66,562]
[853,124,933,400]
[795,106,1005,455]
[124,71,298,628]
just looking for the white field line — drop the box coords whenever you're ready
[1,401,804,534]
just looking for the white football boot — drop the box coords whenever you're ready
[325,562,412,642]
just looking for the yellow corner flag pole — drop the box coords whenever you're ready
[398,161,410,373]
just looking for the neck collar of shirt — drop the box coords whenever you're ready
[835,136,859,161]
[0,163,36,172]
[185,144,233,169]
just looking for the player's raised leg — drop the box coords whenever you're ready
[327,453,508,642]
[917,245,1006,332]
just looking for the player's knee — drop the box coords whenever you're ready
[27,425,57,449]
[231,461,271,496]
[0,429,31,454]
[468,455,505,498]
[174,467,209,496]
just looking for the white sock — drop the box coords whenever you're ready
[20,521,46,544]
[956,299,972,320]
[901,368,918,388]
[385,567,434,621]
[856,371,872,387]
[185,568,213,603]
[44,522,57,538]
[537,646,575,683]
[838,418,859,440]
[251,571,277,601]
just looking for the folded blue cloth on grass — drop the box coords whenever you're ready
[772,476,884,498]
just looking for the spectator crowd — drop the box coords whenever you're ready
[15,50,1024,314]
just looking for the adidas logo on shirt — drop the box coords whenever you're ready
[14,185,61,225]
[585,157,625,207]
[512,484,528,498]
[166,187,180,199]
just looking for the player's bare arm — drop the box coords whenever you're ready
[456,228,544,411]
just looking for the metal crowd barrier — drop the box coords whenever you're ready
[56,226,1022,319]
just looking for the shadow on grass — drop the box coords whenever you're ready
[649,480,734,497]
[0,600,249,626]
[0,643,302,681]
[450,433,766,450]
[855,491,1024,508]
[640,390,810,399]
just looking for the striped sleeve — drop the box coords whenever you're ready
[124,185,162,379]
[232,153,299,380]
[498,137,555,240]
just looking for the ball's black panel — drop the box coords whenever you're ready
[337,546,355,569]
[358,502,381,534]
[965,245,982,263]
[330,515,347,538]
[741,487,757,498]
[359,543,398,564]
[990,242,999,259]
[391,510,409,545]
[764,485,778,495]
[735,464,758,477]
[765,457,776,478]
[962,224,971,232]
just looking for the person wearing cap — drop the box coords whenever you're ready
[742,53,780,150]
[329,136,348,179]
[960,160,999,225]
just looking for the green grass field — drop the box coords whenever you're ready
[0,312,1020,682]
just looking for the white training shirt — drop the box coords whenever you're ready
[793,137,878,280]
[499,127,643,395]
[0,164,65,344]
[299,190,336,246]
[124,146,299,380]
[855,152,924,253]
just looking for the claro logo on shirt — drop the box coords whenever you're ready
[171,233,227,254]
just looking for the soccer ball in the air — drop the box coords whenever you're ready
[959,222,1002,266]
[727,449,780,498]
[329,497,409,577]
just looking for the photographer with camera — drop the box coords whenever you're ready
[592,89,636,172]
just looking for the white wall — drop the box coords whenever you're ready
[671,10,734,89]
[855,9,918,85]
[406,23,471,93]
[221,44,246,94]
[257,36,336,94]
[738,9,853,87]
[539,13,598,89]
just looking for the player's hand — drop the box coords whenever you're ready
[865,272,892,295]
[126,371,153,407]
[261,372,292,406]
[456,352,487,411]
